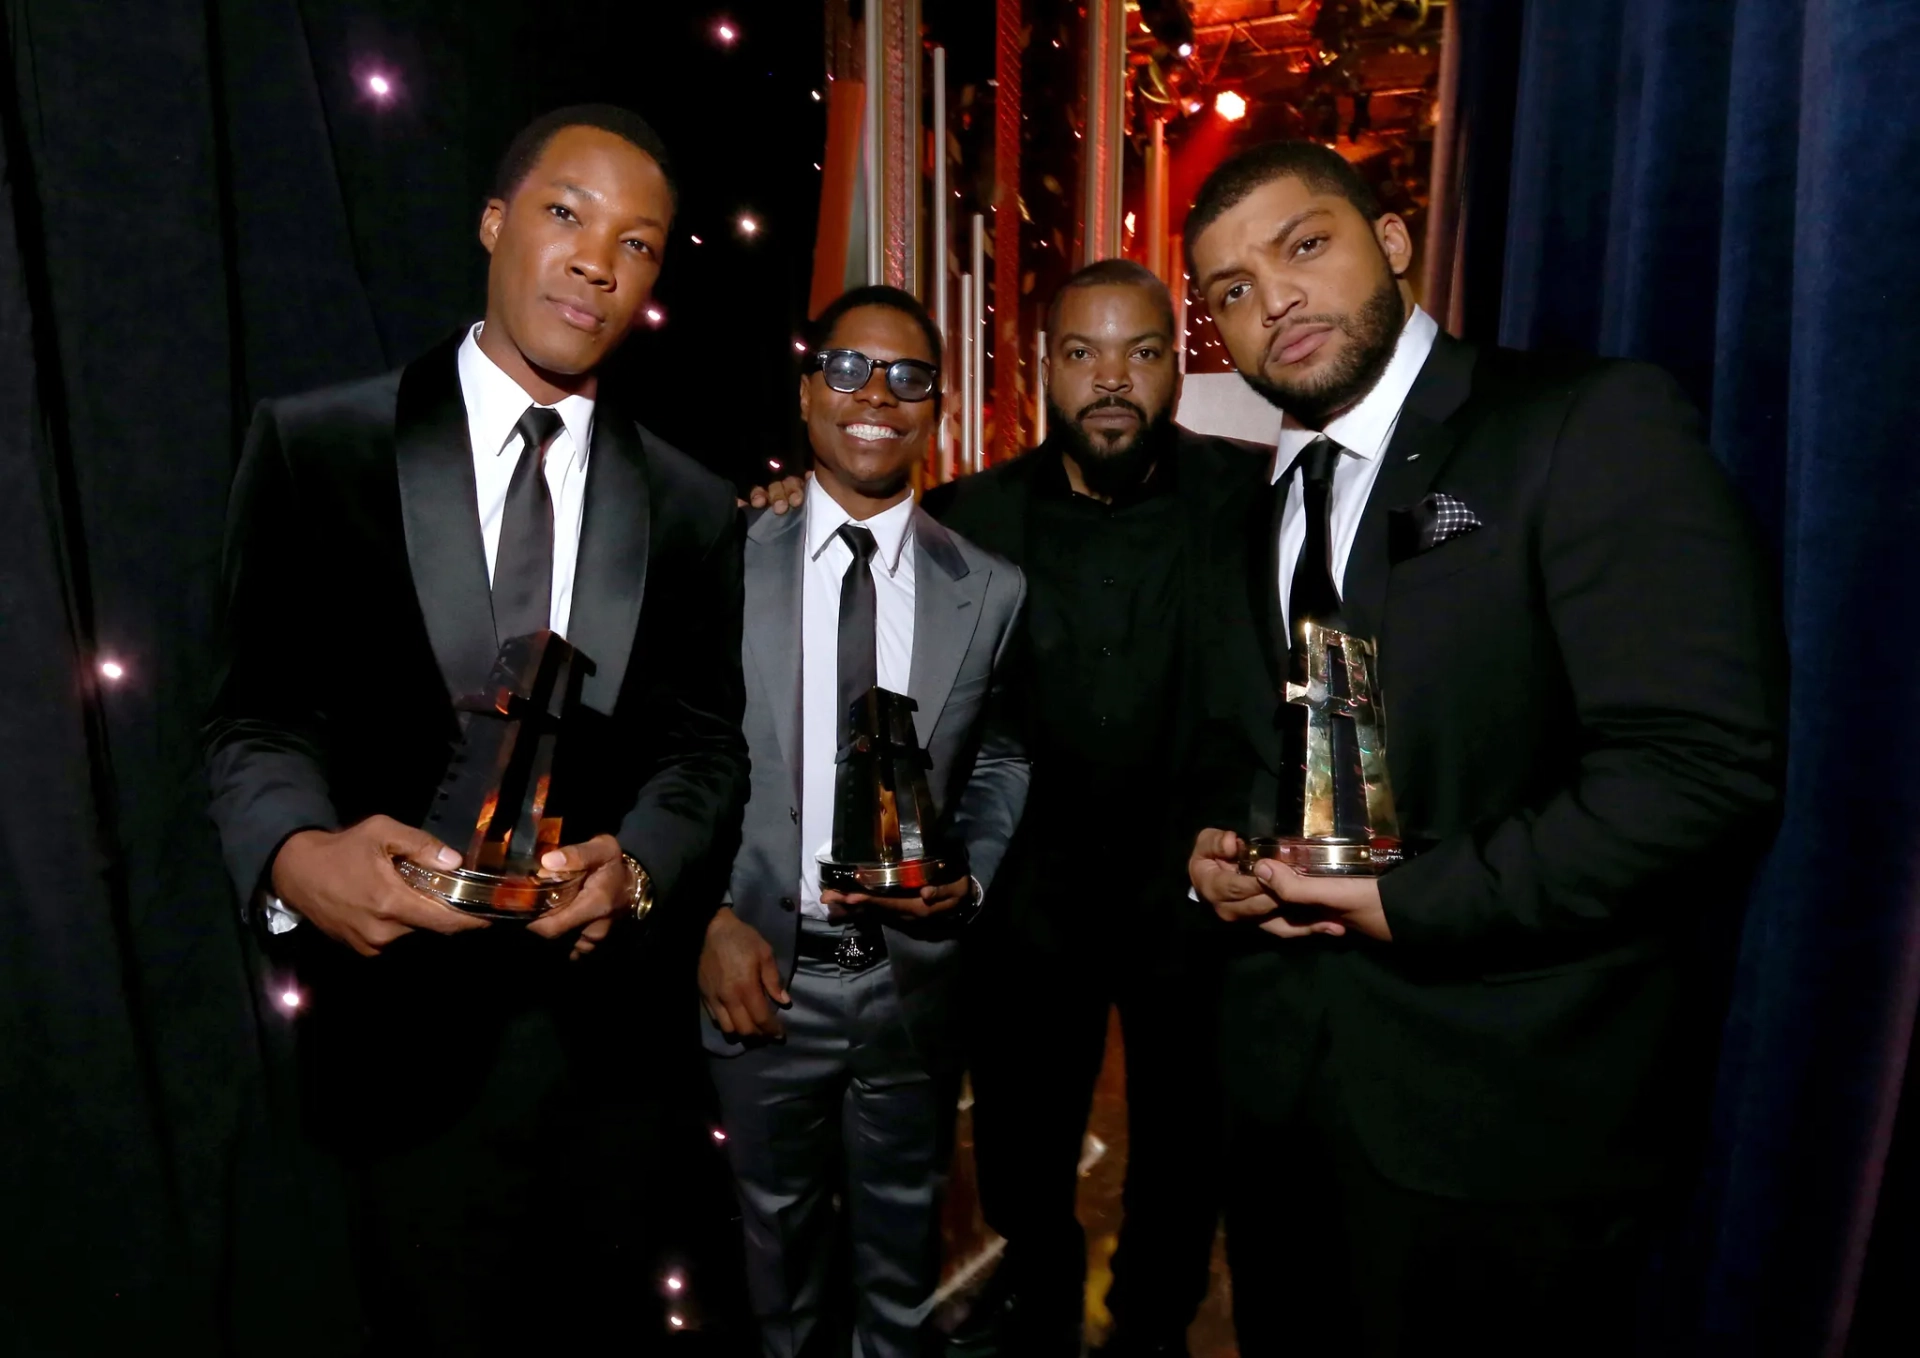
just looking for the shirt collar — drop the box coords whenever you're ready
[1272,304,1439,482]
[457,322,596,472]
[804,474,916,576]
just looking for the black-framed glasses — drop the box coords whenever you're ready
[810,348,939,402]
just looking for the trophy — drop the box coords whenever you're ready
[393,630,594,919]
[1241,619,1404,877]
[818,687,967,896]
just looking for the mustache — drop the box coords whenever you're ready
[1075,396,1149,423]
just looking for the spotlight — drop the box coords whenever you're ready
[666,1274,684,1293]
[810,89,822,101]
[736,213,760,238]
[1186,99,1203,114]
[98,659,126,682]
[366,73,392,98]
[644,305,665,327]
[715,21,737,45]
[278,987,303,1011]
[711,1127,728,1144]
[793,340,807,352]
[689,234,703,245]
[1124,210,1136,235]
[1215,90,1248,121]
[1178,42,1193,58]
[669,1315,685,1329]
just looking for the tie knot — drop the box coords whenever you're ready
[1290,434,1341,488]
[837,523,879,566]
[513,405,565,459]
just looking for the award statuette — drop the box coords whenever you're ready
[818,687,967,896]
[393,630,595,919]
[1242,619,1404,877]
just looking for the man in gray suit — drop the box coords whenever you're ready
[699,285,1028,1357]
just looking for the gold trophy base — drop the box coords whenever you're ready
[392,857,587,921]
[819,856,965,899]
[1239,836,1401,878]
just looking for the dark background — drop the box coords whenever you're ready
[6,1,1920,1356]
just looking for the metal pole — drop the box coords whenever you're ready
[971,212,986,472]
[1035,329,1048,444]
[1080,0,1106,266]
[958,276,974,474]
[1145,117,1168,284]
[864,5,883,286]
[933,45,951,481]
[1104,0,1125,259]
[1173,231,1188,374]
[905,0,921,296]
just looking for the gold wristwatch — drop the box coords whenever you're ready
[623,853,655,922]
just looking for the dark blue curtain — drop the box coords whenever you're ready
[1483,1,1920,1353]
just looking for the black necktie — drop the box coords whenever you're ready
[494,405,565,641]
[1286,434,1343,665]
[835,524,880,745]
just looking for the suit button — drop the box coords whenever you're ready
[780,897,796,911]
[789,807,798,823]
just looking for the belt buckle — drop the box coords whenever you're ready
[833,931,881,972]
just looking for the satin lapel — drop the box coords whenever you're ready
[565,404,651,714]
[393,335,499,702]
[1340,334,1478,648]
[907,508,985,747]
[744,506,805,780]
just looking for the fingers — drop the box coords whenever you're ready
[540,833,622,876]
[915,879,970,915]
[569,915,613,962]
[1192,856,1273,919]
[1193,827,1241,863]
[1258,915,1347,940]
[527,848,625,939]
[374,816,463,872]
[758,948,791,1008]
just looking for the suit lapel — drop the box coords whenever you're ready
[566,402,651,713]
[393,334,499,702]
[907,508,985,746]
[1340,333,1478,647]
[744,506,805,780]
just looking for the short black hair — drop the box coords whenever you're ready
[1184,140,1383,278]
[492,104,677,210]
[1045,258,1176,339]
[806,285,944,371]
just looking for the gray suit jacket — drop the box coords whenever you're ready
[706,501,1028,1060]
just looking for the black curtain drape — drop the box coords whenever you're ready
[1448,1,1920,1354]
[0,1,821,1351]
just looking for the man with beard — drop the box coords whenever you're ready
[753,258,1267,1356]
[1183,141,1785,1355]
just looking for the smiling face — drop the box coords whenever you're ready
[477,124,672,399]
[1189,173,1411,428]
[800,304,937,503]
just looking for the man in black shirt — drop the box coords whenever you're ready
[759,260,1267,1356]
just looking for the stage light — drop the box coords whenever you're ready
[736,213,759,238]
[367,74,391,98]
[666,1274,684,1293]
[98,659,125,682]
[715,21,736,45]
[689,234,703,245]
[278,987,303,1011]
[1186,98,1203,114]
[1124,211,1136,235]
[793,340,807,352]
[669,1315,685,1329]
[1215,90,1248,121]
[1178,42,1193,58]
[644,305,665,327]
[711,1127,728,1143]
[811,89,822,101]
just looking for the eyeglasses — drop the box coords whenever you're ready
[810,349,939,402]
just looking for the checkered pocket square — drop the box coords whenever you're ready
[1388,493,1485,561]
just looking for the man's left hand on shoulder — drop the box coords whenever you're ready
[527,834,645,960]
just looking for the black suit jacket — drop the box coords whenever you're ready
[1195,333,1786,1201]
[923,427,1270,957]
[203,334,748,1138]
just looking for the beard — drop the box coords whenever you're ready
[1242,268,1406,429]
[1048,394,1178,499]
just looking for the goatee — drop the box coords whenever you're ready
[1243,270,1405,429]
[1049,395,1177,500]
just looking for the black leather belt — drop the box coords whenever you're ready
[796,926,888,972]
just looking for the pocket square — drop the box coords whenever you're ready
[1388,493,1484,562]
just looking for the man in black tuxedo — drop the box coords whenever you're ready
[204,106,747,1353]
[1182,142,1785,1356]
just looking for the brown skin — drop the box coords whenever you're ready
[701,307,969,1040]
[274,124,673,960]
[1190,175,1414,429]
[1184,173,1417,940]
[1045,283,1180,502]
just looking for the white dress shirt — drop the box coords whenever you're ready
[1272,305,1439,618]
[457,322,596,637]
[799,481,918,920]
[264,326,596,935]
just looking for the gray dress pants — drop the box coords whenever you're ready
[709,926,956,1358]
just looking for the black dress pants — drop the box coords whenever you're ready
[1224,1058,1652,1358]
[966,926,1222,1349]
